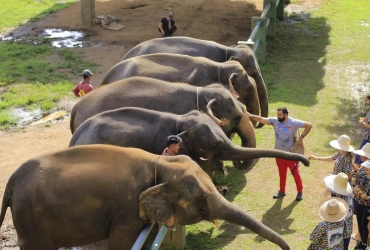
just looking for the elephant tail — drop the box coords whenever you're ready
[0,175,14,229]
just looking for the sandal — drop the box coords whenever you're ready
[352,233,362,242]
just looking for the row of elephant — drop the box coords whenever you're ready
[0,36,309,249]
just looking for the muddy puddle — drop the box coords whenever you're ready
[8,108,69,127]
[1,28,86,48]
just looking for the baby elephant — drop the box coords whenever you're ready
[0,145,290,250]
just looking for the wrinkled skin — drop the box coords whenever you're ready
[69,108,309,174]
[122,36,267,128]
[0,145,290,249]
[71,77,258,170]
[98,53,260,120]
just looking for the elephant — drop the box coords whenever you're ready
[69,107,309,174]
[122,36,267,128]
[0,145,290,249]
[98,53,261,120]
[70,77,258,170]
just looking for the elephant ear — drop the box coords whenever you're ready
[139,183,175,225]
[228,73,240,99]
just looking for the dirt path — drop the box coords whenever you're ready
[0,0,321,249]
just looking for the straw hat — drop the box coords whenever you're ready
[324,173,352,196]
[329,135,354,152]
[354,143,370,158]
[318,197,349,223]
[361,159,370,169]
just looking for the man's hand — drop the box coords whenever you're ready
[161,31,165,36]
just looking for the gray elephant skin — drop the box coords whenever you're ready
[0,145,290,249]
[69,108,309,174]
[98,53,260,119]
[71,77,257,170]
[122,36,267,127]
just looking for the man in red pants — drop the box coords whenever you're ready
[248,107,312,201]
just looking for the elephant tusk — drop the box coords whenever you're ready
[200,157,209,161]
[213,220,219,230]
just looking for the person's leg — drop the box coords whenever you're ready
[287,160,303,193]
[355,139,369,164]
[357,203,368,246]
[343,237,350,250]
[170,25,177,35]
[353,199,362,241]
[276,158,288,193]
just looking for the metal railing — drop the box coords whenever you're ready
[132,223,185,250]
[238,0,285,63]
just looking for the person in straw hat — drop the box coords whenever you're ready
[352,159,370,249]
[354,95,370,167]
[351,143,370,243]
[324,173,353,249]
[308,197,349,249]
[309,135,354,183]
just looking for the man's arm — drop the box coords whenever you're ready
[72,84,80,97]
[158,22,164,36]
[299,122,312,141]
[247,112,271,125]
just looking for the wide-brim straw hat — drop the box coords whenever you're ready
[324,173,352,196]
[354,143,370,158]
[329,135,354,152]
[318,197,349,223]
[361,159,370,169]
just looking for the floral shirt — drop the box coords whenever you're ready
[354,167,370,206]
[332,152,352,182]
[331,193,353,235]
[162,148,171,156]
[308,220,349,250]
[363,109,370,140]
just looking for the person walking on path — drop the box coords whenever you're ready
[323,173,353,250]
[308,197,350,249]
[354,95,370,168]
[248,107,312,201]
[73,69,94,98]
[309,135,354,183]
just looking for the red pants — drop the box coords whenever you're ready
[276,158,303,193]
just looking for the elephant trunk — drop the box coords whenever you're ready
[233,112,257,170]
[243,78,260,128]
[222,144,310,169]
[253,73,268,129]
[213,192,290,250]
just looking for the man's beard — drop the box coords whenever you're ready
[278,117,286,123]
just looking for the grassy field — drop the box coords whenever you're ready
[0,0,95,129]
[185,0,370,249]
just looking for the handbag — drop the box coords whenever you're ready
[290,129,305,155]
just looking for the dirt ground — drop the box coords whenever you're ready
[0,0,321,249]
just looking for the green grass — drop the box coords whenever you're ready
[0,0,76,32]
[185,0,370,249]
[0,0,97,130]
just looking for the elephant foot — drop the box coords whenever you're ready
[216,185,229,196]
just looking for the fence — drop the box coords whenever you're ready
[132,223,185,250]
[238,0,286,63]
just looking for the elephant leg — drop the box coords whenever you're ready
[108,218,143,250]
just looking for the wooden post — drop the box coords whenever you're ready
[81,0,95,26]
[252,17,267,63]
[264,0,277,37]
[159,223,186,250]
[276,0,285,20]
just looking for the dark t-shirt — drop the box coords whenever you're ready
[160,17,175,31]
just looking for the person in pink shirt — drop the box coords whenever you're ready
[73,69,94,98]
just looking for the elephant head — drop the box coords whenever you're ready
[221,61,260,125]
[232,45,269,128]
[176,111,309,173]
[139,156,290,250]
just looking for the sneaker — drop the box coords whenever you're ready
[273,191,286,199]
[296,192,303,201]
